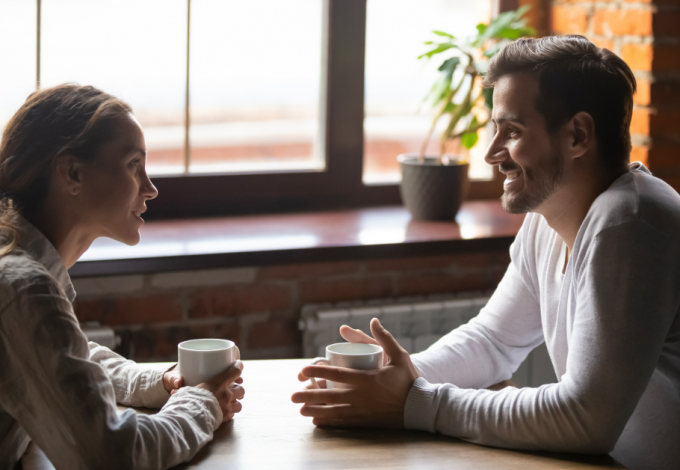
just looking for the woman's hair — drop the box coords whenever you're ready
[482,35,636,173]
[0,84,132,255]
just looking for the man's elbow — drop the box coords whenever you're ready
[575,431,618,454]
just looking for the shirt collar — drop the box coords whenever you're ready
[630,160,651,175]
[16,214,76,303]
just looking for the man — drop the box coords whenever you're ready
[291,35,680,470]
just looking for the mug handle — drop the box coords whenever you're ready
[308,357,330,389]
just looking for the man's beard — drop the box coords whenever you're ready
[501,149,564,214]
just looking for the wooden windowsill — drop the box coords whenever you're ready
[68,201,524,278]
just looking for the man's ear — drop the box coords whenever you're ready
[54,154,83,196]
[567,111,596,161]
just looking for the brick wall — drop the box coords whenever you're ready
[549,0,680,191]
[73,250,510,362]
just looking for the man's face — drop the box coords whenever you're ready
[485,73,564,214]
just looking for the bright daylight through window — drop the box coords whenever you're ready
[363,0,494,184]
[0,0,322,177]
[1,0,492,187]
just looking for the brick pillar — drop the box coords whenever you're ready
[549,0,680,192]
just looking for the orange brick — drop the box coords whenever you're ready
[129,323,241,361]
[654,45,680,72]
[298,276,393,304]
[630,146,649,167]
[75,294,183,326]
[189,284,292,318]
[591,38,615,51]
[366,255,457,273]
[552,6,589,34]
[653,12,680,38]
[593,9,652,36]
[622,44,652,71]
[651,81,680,106]
[247,320,301,349]
[396,271,504,297]
[650,110,680,137]
[647,143,680,171]
[630,108,650,135]
[258,261,360,280]
[661,176,680,195]
[624,0,679,4]
[634,79,651,106]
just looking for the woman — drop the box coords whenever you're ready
[0,84,244,469]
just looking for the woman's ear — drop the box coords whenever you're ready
[54,154,83,196]
[567,111,596,161]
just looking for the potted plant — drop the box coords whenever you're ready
[399,6,535,220]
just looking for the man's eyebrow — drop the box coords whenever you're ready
[493,113,526,126]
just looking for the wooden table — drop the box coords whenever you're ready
[23,359,625,469]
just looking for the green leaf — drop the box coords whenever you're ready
[438,56,460,74]
[482,39,511,58]
[473,5,533,47]
[424,41,434,45]
[482,87,494,109]
[417,42,455,60]
[444,102,458,113]
[424,57,460,105]
[461,116,480,149]
[476,23,487,35]
[431,30,455,39]
[474,59,489,74]
[462,131,479,149]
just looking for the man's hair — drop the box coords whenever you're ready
[483,35,636,172]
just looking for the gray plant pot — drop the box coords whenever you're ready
[398,154,469,221]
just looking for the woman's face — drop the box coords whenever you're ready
[78,114,158,245]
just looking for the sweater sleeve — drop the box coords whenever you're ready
[410,258,544,389]
[0,281,222,470]
[88,342,174,409]
[404,220,678,453]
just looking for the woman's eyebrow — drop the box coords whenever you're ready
[126,146,147,157]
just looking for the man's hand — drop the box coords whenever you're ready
[173,361,245,423]
[291,318,419,428]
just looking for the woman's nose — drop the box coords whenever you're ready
[141,173,159,200]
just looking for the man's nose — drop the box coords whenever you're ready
[484,134,507,166]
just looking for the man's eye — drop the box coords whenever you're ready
[507,128,519,137]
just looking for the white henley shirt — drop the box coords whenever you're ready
[406,163,680,470]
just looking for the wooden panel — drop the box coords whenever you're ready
[69,201,525,277]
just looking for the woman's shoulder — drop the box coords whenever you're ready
[0,248,64,311]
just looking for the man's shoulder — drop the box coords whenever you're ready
[587,169,680,240]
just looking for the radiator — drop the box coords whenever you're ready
[300,294,557,388]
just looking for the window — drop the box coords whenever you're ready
[40,0,187,174]
[189,0,324,175]
[1,0,502,219]
[364,0,493,184]
[0,0,36,136]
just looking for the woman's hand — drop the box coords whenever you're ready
[172,361,245,423]
[163,365,184,393]
[292,319,418,429]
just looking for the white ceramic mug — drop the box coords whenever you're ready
[178,339,240,387]
[310,342,383,389]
